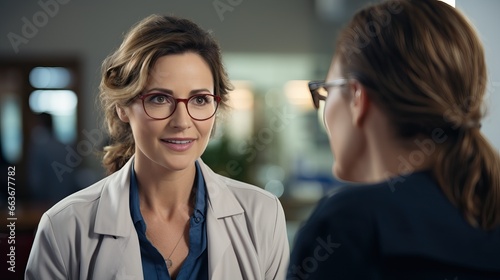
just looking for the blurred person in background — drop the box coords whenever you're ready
[26,15,289,280]
[288,0,500,279]
[27,112,77,205]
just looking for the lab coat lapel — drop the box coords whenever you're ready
[206,208,238,278]
[92,156,144,279]
[198,159,246,278]
[94,157,134,237]
[90,233,143,279]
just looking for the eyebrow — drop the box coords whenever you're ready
[144,88,213,95]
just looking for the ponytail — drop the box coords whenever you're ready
[434,129,500,230]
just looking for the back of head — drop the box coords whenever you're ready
[335,0,500,230]
[99,15,232,174]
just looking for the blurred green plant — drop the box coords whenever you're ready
[201,133,253,185]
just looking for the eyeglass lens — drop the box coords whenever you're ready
[142,93,218,120]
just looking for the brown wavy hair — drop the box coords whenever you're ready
[99,15,232,174]
[335,0,500,229]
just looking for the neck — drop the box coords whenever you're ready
[338,106,434,184]
[361,137,433,183]
[134,157,196,220]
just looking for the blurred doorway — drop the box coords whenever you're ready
[0,57,81,202]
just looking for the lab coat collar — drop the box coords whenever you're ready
[93,155,245,237]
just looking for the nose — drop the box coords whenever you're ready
[169,101,191,129]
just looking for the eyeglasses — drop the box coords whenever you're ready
[138,93,221,121]
[308,79,348,109]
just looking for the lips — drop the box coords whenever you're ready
[164,139,193,144]
[160,138,195,152]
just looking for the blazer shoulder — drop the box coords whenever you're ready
[220,175,278,202]
[198,158,277,201]
[44,176,109,218]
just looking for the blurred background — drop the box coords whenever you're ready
[0,0,499,277]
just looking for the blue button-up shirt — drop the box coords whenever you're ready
[129,161,208,280]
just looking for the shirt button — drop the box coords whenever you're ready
[195,217,201,223]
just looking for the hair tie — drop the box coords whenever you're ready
[464,120,482,130]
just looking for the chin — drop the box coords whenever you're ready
[151,153,197,172]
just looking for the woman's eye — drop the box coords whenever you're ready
[195,96,207,104]
[149,94,170,104]
[192,95,211,105]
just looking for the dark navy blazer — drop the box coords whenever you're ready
[288,170,500,280]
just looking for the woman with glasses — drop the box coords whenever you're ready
[288,0,500,279]
[26,15,289,280]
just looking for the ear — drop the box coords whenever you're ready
[349,81,370,127]
[116,105,130,123]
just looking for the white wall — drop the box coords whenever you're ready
[458,0,500,151]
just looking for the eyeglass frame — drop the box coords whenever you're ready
[136,92,222,121]
[308,79,348,109]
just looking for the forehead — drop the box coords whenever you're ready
[148,53,213,82]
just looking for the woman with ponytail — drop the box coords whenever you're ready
[288,0,500,279]
[26,15,289,280]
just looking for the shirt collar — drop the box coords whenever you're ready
[129,161,144,231]
[193,161,207,221]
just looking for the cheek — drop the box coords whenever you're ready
[197,119,215,142]
[323,97,350,160]
[129,120,158,145]
[323,96,341,141]
[126,108,163,143]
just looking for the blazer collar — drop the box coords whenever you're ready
[93,156,134,237]
[93,156,244,237]
[197,158,245,276]
[197,158,244,219]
